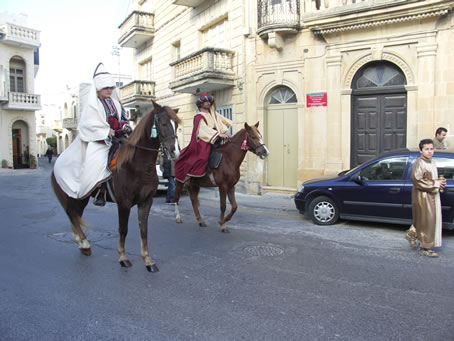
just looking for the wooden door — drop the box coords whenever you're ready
[12,129,22,167]
[351,93,406,166]
[266,106,298,188]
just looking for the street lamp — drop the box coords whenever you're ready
[111,45,121,85]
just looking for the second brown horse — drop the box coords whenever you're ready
[174,122,269,232]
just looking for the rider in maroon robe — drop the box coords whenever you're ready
[175,93,232,183]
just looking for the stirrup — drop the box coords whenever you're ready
[94,188,106,207]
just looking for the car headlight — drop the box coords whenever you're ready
[298,185,304,192]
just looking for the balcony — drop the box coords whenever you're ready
[257,0,300,49]
[120,80,156,108]
[63,117,78,130]
[172,0,206,6]
[169,47,235,95]
[302,0,452,36]
[0,23,40,49]
[36,126,47,135]
[118,11,154,49]
[3,92,41,111]
[53,120,63,133]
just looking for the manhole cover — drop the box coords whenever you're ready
[49,231,116,243]
[244,245,284,257]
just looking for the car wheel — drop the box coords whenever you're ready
[308,196,339,225]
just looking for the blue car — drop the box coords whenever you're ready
[294,148,454,229]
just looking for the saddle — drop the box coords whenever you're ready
[208,139,223,169]
[109,137,122,171]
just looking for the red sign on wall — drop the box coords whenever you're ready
[306,92,327,107]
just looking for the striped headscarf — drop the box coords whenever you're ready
[196,93,215,108]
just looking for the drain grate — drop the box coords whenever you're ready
[244,245,284,257]
[49,231,116,243]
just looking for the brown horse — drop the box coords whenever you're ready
[174,122,269,232]
[51,100,181,272]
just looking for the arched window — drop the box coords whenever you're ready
[268,86,297,104]
[353,62,406,90]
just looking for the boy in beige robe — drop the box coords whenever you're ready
[406,139,446,257]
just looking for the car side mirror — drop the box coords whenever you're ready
[352,175,364,185]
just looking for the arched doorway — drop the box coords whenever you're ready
[265,86,298,188]
[351,61,407,166]
[12,120,29,169]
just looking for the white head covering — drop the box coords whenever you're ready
[93,63,116,91]
[77,63,121,142]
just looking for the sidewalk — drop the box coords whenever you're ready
[196,187,296,213]
[0,159,298,214]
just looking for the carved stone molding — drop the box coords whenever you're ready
[312,9,449,35]
[344,52,414,88]
[326,55,342,68]
[416,43,438,58]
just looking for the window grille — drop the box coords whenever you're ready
[217,105,233,134]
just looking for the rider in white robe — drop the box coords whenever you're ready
[54,63,125,203]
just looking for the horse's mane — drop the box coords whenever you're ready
[115,106,181,171]
[115,110,153,171]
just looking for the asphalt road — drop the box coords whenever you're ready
[1,157,453,340]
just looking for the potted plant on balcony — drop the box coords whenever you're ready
[28,154,37,169]
[1,159,7,168]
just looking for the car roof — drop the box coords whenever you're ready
[379,148,454,158]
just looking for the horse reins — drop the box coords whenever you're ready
[116,111,177,154]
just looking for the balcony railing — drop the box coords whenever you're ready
[53,120,63,132]
[257,0,300,36]
[169,47,235,94]
[36,126,47,135]
[118,11,154,49]
[120,80,156,108]
[63,117,78,130]
[0,23,41,49]
[3,92,41,111]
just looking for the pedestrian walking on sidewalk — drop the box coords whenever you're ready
[45,146,53,163]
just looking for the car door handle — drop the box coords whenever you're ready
[389,188,400,193]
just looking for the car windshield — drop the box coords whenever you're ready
[339,163,363,176]
[339,154,410,177]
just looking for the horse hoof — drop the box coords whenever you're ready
[199,222,207,227]
[80,248,92,256]
[176,218,182,224]
[221,227,230,233]
[120,260,132,267]
[146,264,159,272]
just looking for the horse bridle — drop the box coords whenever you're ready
[227,131,265,156]
[123,110,177,154]
[153,111,178,144]
[241,132,266,155]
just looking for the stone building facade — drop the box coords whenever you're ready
[118,0,454,194]
[0,13,41,169]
